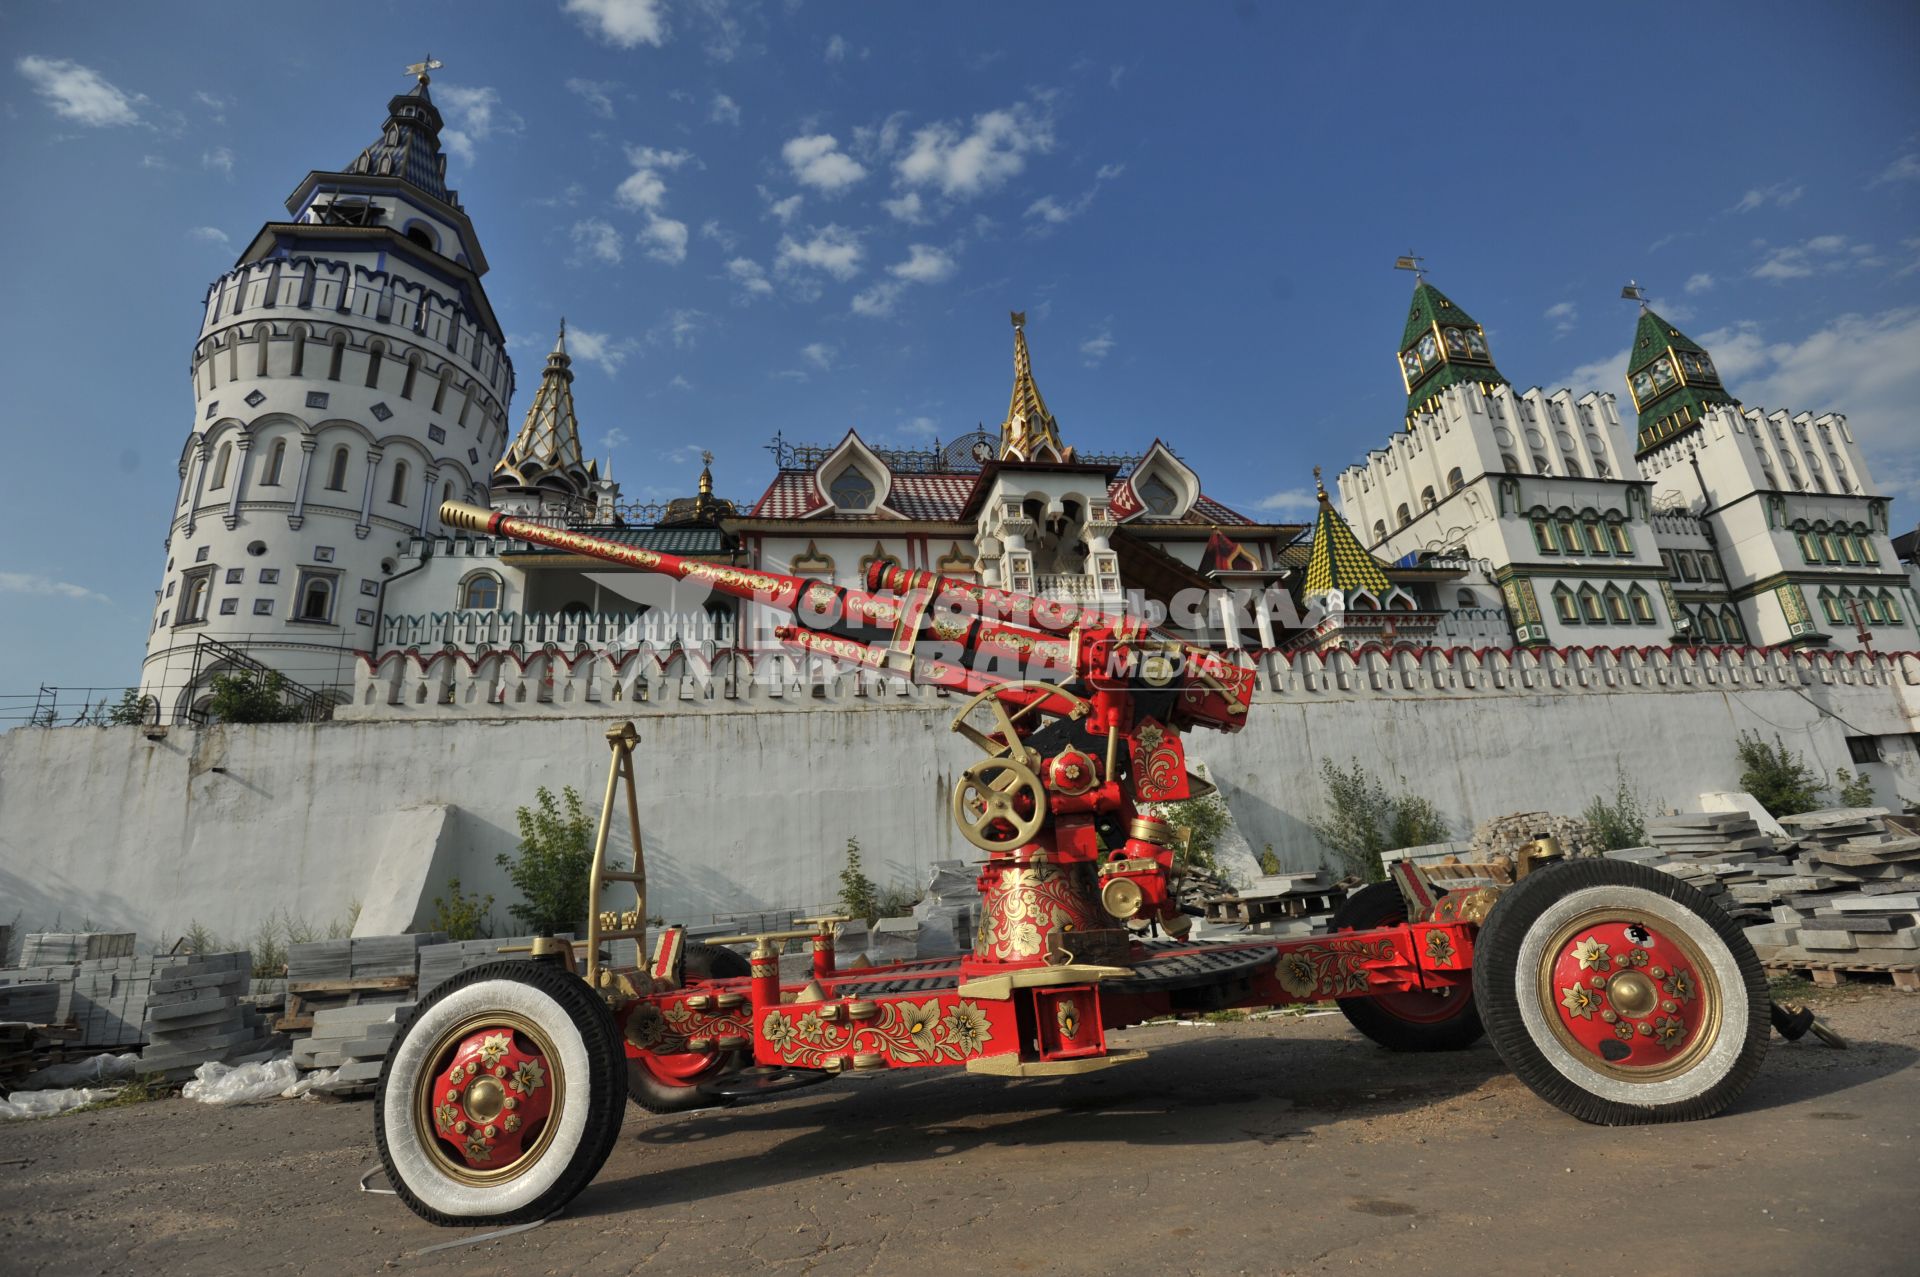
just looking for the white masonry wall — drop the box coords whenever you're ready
[3,647,1916,947]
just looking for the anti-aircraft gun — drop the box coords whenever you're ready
[373,500,1777,1228]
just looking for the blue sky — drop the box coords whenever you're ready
[3,0,1917,700]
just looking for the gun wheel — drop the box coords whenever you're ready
[1331,883,1483,1051]
[377,961,625,1226]
[625,942,749,1114]
[1473,859,1768,1126]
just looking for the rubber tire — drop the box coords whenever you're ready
[1472,858,1769,1126]
[1330,882,1485,1052]
[625,942,752,1115]
[376,960,626,1226]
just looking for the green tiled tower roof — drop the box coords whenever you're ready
[1398,281,1509,425]
[1626,307,1737,456]
[1302,471,1391,598]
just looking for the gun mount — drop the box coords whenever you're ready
[374,502,1781,1227]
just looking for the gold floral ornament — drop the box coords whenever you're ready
[1056,1000,1081,1039]
[463,1134,492,1161]
[1626,948,1650,968]
[1571,937,1612,971]
[1613,1022,1634,1041]
[1277,953,1319,999]
[1661,968,1696,1004]
[901,1000,942,1056]
[1651,1015,1686,1050]
[476,1032,512,1067]
[762,1011,799,1051]
[1425,930,1455,965]
[943,1003,992,1054]
[433,1102,459,1131]
[508,1059,547,1094]
[1560,983,1600,1020]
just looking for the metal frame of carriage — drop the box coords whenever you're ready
[372,502,1776,1226]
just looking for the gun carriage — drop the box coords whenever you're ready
[375,500,1773,1226]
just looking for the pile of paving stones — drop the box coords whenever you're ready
[294,1001,416,1097]
[19,932,135,965]
[139,952,285,1079]
[416,936,544,993]
[0,983,61,1025]
[288,933,447,984]
[1471,812,1604,863]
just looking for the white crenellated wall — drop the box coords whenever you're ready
[6,646,1915,946]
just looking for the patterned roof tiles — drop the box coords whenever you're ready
[1302,487,1391,597]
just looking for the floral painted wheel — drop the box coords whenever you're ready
[1330,882,1483,1052]
[376,960,626,1225]
[624,942,750,1114]
[1473,859,1768,1125]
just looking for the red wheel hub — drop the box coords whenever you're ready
[428,1026,556,1170]
[1545,917,1707,1072]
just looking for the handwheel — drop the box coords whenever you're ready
[1472,859,1768,1125]
[376,960,626,1226]
[1330,882,1483,1052]
[626,942,750,1114]
[951,756,1046,851]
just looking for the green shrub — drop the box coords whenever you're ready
[1258,844,1282,874]
[1832,767,1875,808]
[1582,768,1649,850]
[838,838,880,924]
[1735,732,1825,817]
[433,878,496,941]
[106,688,154,726]
[497,786,595,934]
[205,670,306,724]
[1309,758,1450,883]
[1146,790,1233,881]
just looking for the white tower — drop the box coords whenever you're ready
[141,59,513,718]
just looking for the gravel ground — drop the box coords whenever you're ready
[2,983,1915,1277]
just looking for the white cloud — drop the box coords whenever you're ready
[825,34,848,63]
[192,90,228,122]
[1684,272,1715,294]
[201,146,234,177]
[569,218,624,265]
[1871,153,1920,186]
[801,342,836,370]
[775,224,864,280]
[1254,488,1319,517]
[897,416,938,439]
[766,192,803,223]
[890,244,956,284]
[1095,162,1125,181]
[896,101,1054,199]
[566,77,618,118]
[616,145,692,219]
[669,374,692,390]
[601,427,631,449]
[851,281,904,317]
[16,56,143,127]
[565,327,639,375]
[1752,234,1880,282]
[709,92,740,126]
[1546,347,1630,397]
[1544,301,1578,337]
[139,154,167,170]
[639,215,688,264]
[0,571,109,604]
[563,0,669,49]
[698,218,736,251]
[782,133,867,193]
[188,226,230,247]
[655,308,711,349]
[883,191,928,224]
[1023,160,1124,228]
[437,85,522,166]
[691,0,745,63]
[1729,181,1804,214]
[725,257,774,298]
[1080,323,1115,367]
[852,111,908,160]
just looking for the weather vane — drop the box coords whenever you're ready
[406,54,443,84]
[1393,252,1426,280]
[1621,280,1649,310]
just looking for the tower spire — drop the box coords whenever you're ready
[1302,469,1391,600]
[344,59,455,205]
[999,311,1067,462]
[493,321,597,501]
[1396,276,1509,427]
[1625,303,1738,456]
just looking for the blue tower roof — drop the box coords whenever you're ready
[344,75,456,207]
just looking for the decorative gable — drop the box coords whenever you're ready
[811,431,894,518]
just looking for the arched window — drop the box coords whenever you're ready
[1564,459,1582,478]
[326,445,350,491]
[1697,608,1723,642]
[405,224,436,251]
[1607,522,1631,555]
[440,481,452,510]
[365,341,384,389]
[262,439,286,486]
[1533,454,1551,474]
[1628,585,1654,623]
[1395,503,1411,528]
[1594,457,1610,478]
[210,442,233,489]
[289,326,307,377]
[1881,590,1903,624]
[181,575,210,623]
[461,574,500,610]
[1820,589,1844,625]
[298,574,333,622]
[388,459,410,505]
[402,354,421,400]
[1420,486,1436,511]
[1456,588,1478,609]
[1604,585,1629,623]
[1862,592,1885,624]
[327,332,347,380]
[1583,520,1606,555]
[830,466,875,510]
[1721,607,1745,643]
[1552,584,1578,623]
[1138,474,1178,516]
[1501,454,1521,474]
[1445,467,1464,493]
[1577,585,1603,623]
[1372,519,1387,541]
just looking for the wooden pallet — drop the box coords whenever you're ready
[276,976,416,1032]
[1765,959,1920,991]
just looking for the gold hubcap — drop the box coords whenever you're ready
[1607,970,1658,1018]
[411,1011,565,1187]
[464,1076,506,1124]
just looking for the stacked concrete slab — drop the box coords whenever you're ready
[1199,870,1346,939]
[139,952,284,1079]
[295,1001,416,1096]
[19,932,135,965]
[0,982,61,1024]
[0,956,165,1048]
[416,937,543,992]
